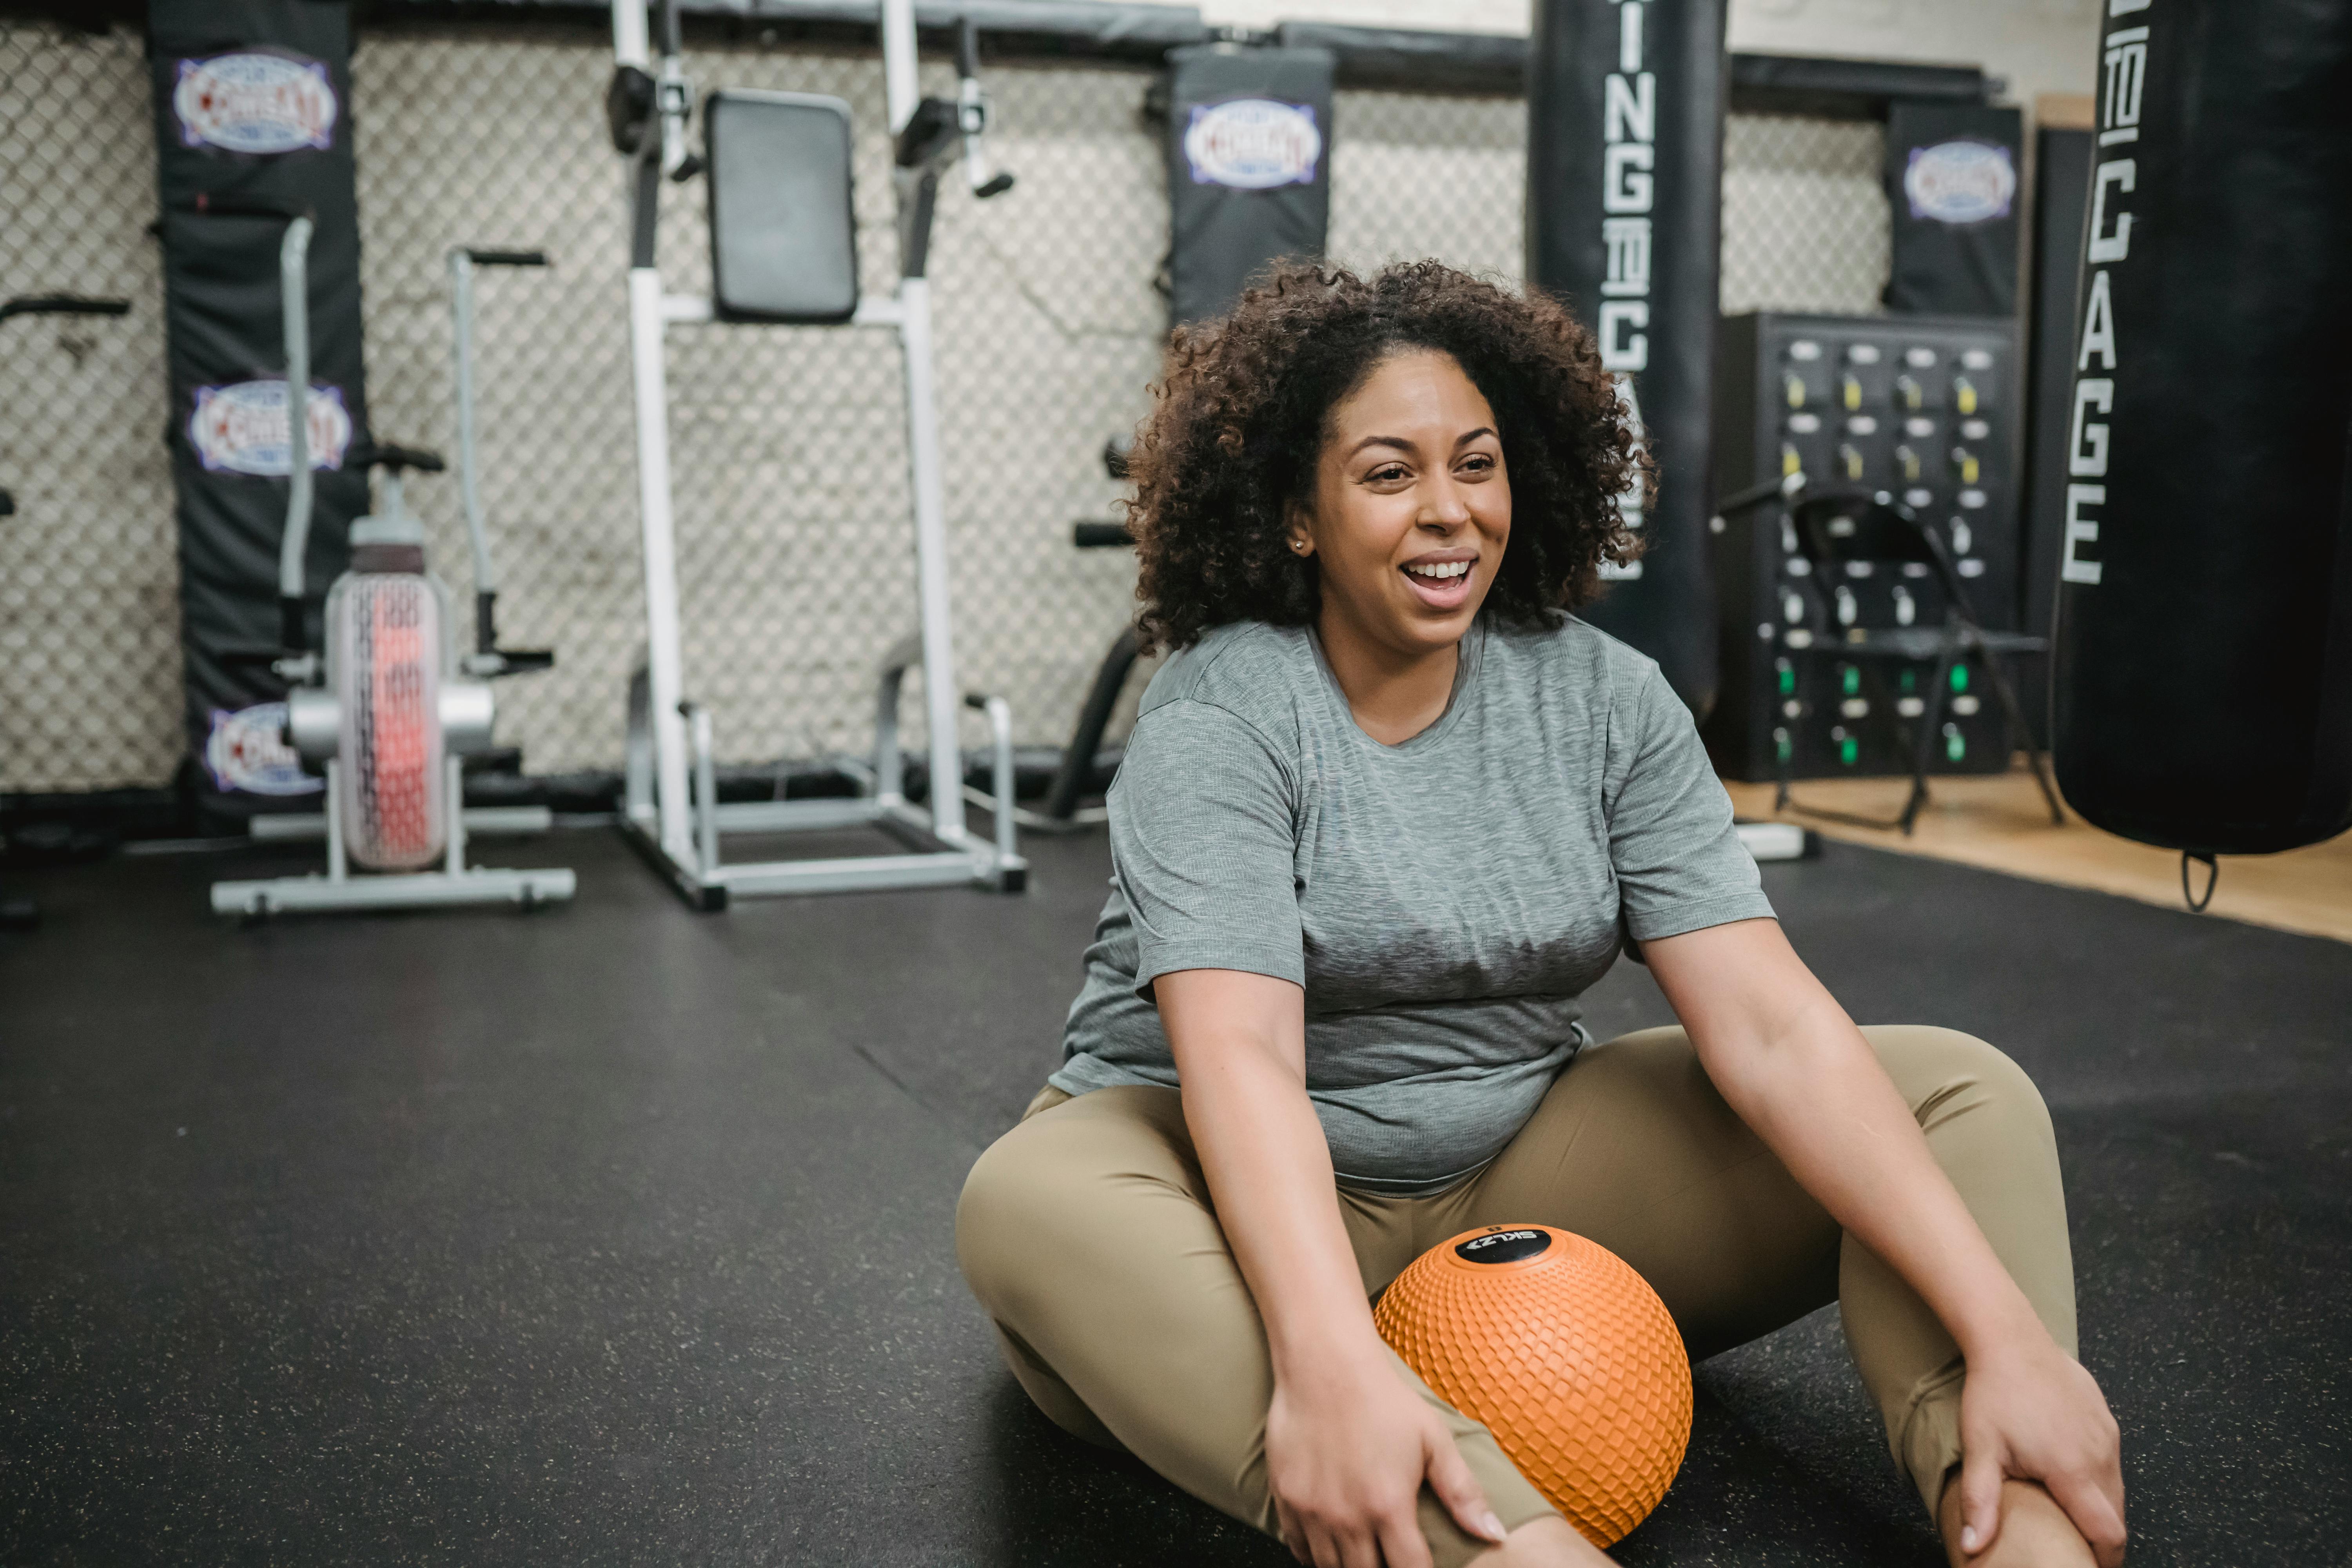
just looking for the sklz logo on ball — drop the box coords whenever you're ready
[1903,140,2017,225]
[1183,99,1321,190]
[172,51,338,155]
[1463,1230,1541,1251]
[189,381,352,476]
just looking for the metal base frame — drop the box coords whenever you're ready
[619,644,1026,911]
[211,759,578,918]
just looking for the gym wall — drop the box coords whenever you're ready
[0,17,1891,793]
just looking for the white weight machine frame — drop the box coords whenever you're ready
[609,0,1025,910]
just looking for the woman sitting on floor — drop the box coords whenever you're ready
[957,261,2124,1568]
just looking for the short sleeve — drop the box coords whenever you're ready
[1605,662,1777,943]
[1109,698,1305,998]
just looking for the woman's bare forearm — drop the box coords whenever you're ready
[1644,922,2043,1358]
[1156,969,1386,1382]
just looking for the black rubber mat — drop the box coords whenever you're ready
[2,829,2345,1564]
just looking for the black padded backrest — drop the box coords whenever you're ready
[705,89,858,325]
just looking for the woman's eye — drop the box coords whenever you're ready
[1366,465,1409,484]
[1458,454,1496,475]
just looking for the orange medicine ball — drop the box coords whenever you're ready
[1373,1224,1693,1547]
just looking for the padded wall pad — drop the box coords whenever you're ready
[705,90,859,325]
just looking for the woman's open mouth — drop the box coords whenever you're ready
[1401,556,1477,609]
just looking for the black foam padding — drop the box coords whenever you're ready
[705,89,859,325]
[2,833,2347,1563]
[2050,0,2352,855]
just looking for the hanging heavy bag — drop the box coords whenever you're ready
[2051,0,2352,859]
[1526,0,1728,719]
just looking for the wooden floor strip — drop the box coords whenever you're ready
[1723,769,2352,946]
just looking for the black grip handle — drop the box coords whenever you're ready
[957,15,982,78]
[1073,522,1134,549]
[350,441,446,474]
[0,295,131,323]
[497,650,556,673]
[221,646,286,669]
[465,249,549,267]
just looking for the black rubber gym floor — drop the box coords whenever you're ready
[3,829,2346,1565]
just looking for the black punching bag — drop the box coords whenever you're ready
[2052,0,2352,856]
[1527,0,1727,716]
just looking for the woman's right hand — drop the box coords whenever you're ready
[1266,1342,1508,1568]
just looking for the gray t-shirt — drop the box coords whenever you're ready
[1051,613,1774,1195]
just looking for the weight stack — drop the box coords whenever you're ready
[1705,311,2022,782]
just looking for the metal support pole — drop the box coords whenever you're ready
[627,273,693,866]
[445,757,467,873]
[325,759,348,882]
[893,278,969,842]
[278,217,315,607]
[686,701,720,877]
[448,252,497,599]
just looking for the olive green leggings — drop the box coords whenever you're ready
[956,1026,2078,1565]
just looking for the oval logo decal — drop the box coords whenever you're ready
[173,51,338,156]
[1184,98,1322,190]
[189,381,352,476]
[1904,140,2016,225]
[205,703,323,797]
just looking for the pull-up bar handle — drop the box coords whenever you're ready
[465,250,549,268]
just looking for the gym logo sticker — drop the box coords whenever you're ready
[1904,140,2016,225]
[172,51,338,156]
[189,381,352,476]
[1184,99,1321,189]
[205,703,322,797]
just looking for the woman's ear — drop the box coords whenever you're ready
[1284,501,1316,559]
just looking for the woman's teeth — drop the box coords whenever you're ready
[1405,560,1471,580]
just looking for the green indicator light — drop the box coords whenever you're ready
[1777,733,1794,762]
[1900,668,1918,694]
[1840,736,1859,766]
[1842,666,1861,697]
[1779,667,1797,696]
[1950,664,1970,693]
[1946,730,1966,763]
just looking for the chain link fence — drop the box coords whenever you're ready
[0,17,1889,792]
[0,23,180,794]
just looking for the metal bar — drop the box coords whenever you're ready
[278,216,315,605]
[445,757,468,874]
[686,702,720,877]
[849,296,906,327]
[711,799,882,832]
[210,866,578,917]
[449,250,497,597]
[626,265,694,867]
[661,293,715,323]
[250,806,555,841]
[894,277,968,842]
[715,851,982,897]
[617,808,726,910]
[612,0,649,68]
[873,634,918,803]
[971,693,1017,866]
[324,759,347,882]
[880,0,919,132]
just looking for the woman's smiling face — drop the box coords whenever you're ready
[1289,348,1513,663]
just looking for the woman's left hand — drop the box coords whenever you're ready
[1953,1328,2125,1565]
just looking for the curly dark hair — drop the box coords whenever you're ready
[1125,260,1652,654]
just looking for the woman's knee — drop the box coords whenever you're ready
[1862,1026,2054,1140]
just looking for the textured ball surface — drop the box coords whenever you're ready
[1373,1225,1692,1547]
